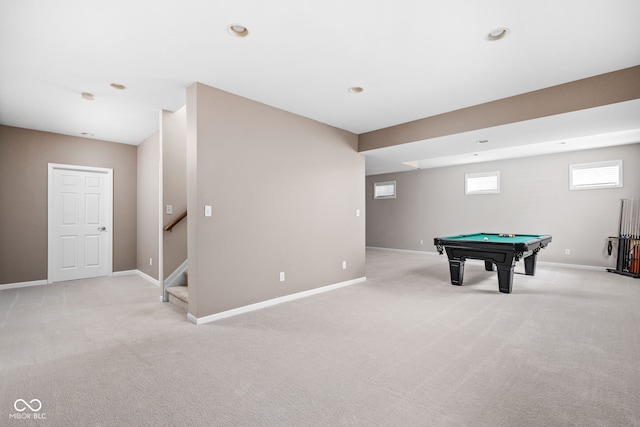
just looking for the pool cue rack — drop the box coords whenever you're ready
[607,198,640,278]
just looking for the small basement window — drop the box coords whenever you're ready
[570,160,622,190]
[373,181,396,199]
[465,171,500,195]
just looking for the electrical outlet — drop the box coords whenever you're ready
[149,258,153,266]
[565,249,571,255]
[356,209,360,217]
[342,261,347,269]
[280,272,285,282]
[420,239,424,245]
[165,204,173,215]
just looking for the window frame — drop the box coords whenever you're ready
[569,160,623,190]
[465,171,500,195]
[373,181,396,199]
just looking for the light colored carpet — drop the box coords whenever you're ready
[1,249,639,426]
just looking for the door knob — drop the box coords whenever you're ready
[98,226,106,231]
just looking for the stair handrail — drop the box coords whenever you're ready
[164,210,187,232]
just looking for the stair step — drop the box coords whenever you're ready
[167,285,188,311]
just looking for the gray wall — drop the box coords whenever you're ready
[187,83,366,319]
[136,131,160,280]
[366,144,640,267]
[0,125,138,285]
[161,107,187,279]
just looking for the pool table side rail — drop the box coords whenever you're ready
[438,232,549,242]
[433,234,552,255]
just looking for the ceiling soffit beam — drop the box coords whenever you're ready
[358,65,640,152]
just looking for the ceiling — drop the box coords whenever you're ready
[1,1,639,175]
[364,99,640,175]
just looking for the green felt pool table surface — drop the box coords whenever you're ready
[439,232,547,244]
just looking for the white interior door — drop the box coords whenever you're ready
[48,164,113,283]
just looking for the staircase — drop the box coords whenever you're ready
[167,270,188,311]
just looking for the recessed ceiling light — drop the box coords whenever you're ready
[110,83,126,90]
[348,87,364,94]
[228,24,249,37]
[486,27,510,41]
[81,92,95,101]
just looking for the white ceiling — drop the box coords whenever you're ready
[1,0,639,174]
[364,99,640,174]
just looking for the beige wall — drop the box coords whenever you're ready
[366,144,640,267]
[136,131,160,280]
[0,125,137,285]
[161,107,187,279]
[187,83,365,319]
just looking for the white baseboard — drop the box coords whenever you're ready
[0,279,48,290]
[113,269,160,285]
[2,271,160,290]
[537,261,607,271]
[366,246,439,256]
[112,269,137,276]
[187,276,367,325]
[367,246,610,271]
[135,270,160,286]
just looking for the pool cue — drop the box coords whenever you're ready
[632,198,635,237]
[636,199,640,239]
[623,199,631,269]
[635,200,639,264]
[627,199,637,269]
[629,199,640,274]
[626,199,632,237]
[625,199,631,236]
[618,199,624,237]
[623,199,627,235]
[637,198,640,238]
[628,199,634,267]
[631,199,635,235]
[615,199,624,270]
[637,199,640,274]
[633,199,640,274]
[628,199,633,238]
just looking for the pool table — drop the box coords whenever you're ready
[433,233,552,293]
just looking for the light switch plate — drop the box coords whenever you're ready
[204,205,212,217]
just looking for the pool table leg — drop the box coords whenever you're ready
[524,251,538,275]
[448,259,465,286]
[484,261,494,271]
[496,264,515,293]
